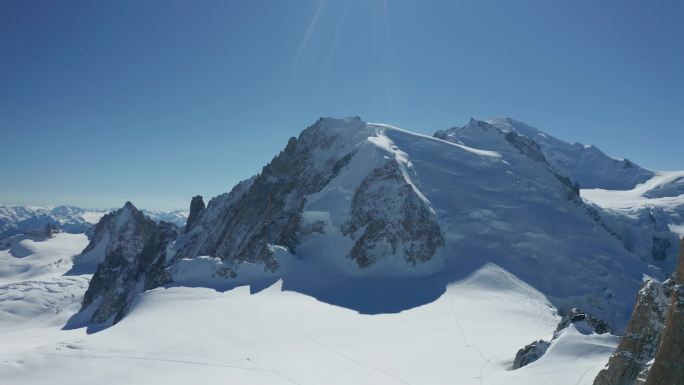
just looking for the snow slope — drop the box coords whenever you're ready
[582,171,684,213]
[581,171,684,271]
[0,261,617,385]
[5,116,669,384]
[69,117,653,329]
[438,118,684,272]
[0,232,89,285]
[482,118,654,190]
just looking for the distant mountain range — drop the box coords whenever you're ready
[0,204,188,240]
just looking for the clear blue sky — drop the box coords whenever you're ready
[2,0,683,210]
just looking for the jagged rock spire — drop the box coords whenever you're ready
[185,195,205,233]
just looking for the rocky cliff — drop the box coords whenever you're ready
[79,202,179,325]
[643,239,684,385]
[593,239,684,385]
[513,308,611,369]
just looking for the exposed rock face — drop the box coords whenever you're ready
[172,118,360,271]
[643,239,684,385]
[554,308,612,338]
[514,308,611,369]
[79,202,179,325]
[594,239,684,385]
[342,161,443,267]
[184,195,205,233]
[26,222,60,239]
[512,340,550,369]
[593,281,669,385]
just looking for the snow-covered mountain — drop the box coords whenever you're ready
[0,204,188,240]
[77,117,675,329]
[473,117,654,190]
[0,232,620,385]
[438,118,684,272]
[3,116,683,385]
[582,171,684,272]
[0,205,106,240]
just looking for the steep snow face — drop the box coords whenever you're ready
[418,119,649,325]
[440,118,684,273]
[581,171,684,271]
[141,117,652,327]
[0,263,618,385]
[481,118,654,190]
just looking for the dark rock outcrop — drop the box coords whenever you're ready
[26,222,60,238]
[172,118,359,271]
[184,195,205,233]
[513,340,550,369]
[514,308,611,369]
[592,281,668,385]
[79,202,179,325]
[554,308,612,338]
[342,161,444,267]
[594,239,684,385]
[643,240,684,385]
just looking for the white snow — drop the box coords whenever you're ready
[5,117,663,384]
[0,259,617,385]
[581,170,684,211]
[80,210,107,224]
[0,232,89,285]
[484,117,654,190]
[581,171,684,268]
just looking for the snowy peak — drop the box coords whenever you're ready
[485,117,653,190]
[77,116,667,329]
[74,202,179,326]
[435,118,549,164]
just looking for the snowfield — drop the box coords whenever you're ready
[0,234,617,385]
[0,232,89,285]
[8,116,682,384]
[582,170,684,212]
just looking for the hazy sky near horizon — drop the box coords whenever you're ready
[1,0,683,210]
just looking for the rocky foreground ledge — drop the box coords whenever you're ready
[593,239,684,385]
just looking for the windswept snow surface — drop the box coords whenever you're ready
[582,171,684,212]
[0,261,616,385]
[0,232,89,285]
[290,118,648,326]
[581,171,684,270]
[484,118,654,190]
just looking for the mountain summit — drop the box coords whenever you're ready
[71,116,683,329]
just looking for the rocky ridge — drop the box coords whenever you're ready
[593,239,684,385]
[513,308,612,369]
[75,116,665,328]
[78,202,179,325]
